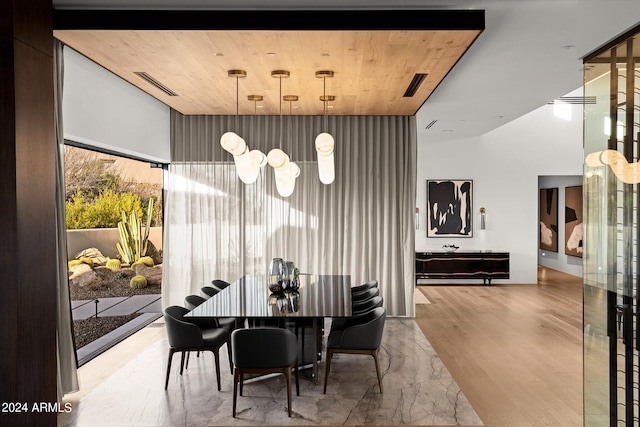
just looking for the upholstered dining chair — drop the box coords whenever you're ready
[351,286,380,304]
[330,296,384,333]
[211,279,232,292]
[163,305,230,391]
[231,327,299,417]
[184,294,207,310]
[350,280,378,294]
[323,307,386,394]
[201,286,219,299]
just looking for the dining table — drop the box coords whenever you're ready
[187,274,352,381]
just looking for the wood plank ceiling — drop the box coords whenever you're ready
[54,11,483,116]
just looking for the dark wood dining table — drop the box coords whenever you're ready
[187,274,352,380]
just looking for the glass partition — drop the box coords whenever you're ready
[584,29,640,426]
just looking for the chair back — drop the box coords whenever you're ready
[201,286,219,299]
[185,294,206,310]
[350,280,378,294]
[231,327,297,369]
[164,306,203,348]
[211,279,232,291]
[353,296,383,316]
[339,307,386,350]
[351,287,380,303]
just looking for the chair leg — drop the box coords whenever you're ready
[227,340,233,373]
[232,369,239,418]
[213,348,221,391]
[372,349,383,394]
[294,363,300,396]
[179,351,186,375]
[285,368,292,417]
[185,351,190,369]
[165,349,176,390]
[323,349,333,394]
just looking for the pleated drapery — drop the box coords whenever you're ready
[164,112,416,316]
[55,40,79,399]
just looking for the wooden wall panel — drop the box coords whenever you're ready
[0,0,57,425]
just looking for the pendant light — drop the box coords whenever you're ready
[220,70,266,184]
[267,70,299,197]
[315,70,336,185]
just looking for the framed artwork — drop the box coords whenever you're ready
[539,187,558,252]
[426,179,473,237]
[565,185,583,257]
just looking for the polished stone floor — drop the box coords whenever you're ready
[58,318,482,426]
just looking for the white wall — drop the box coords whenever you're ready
[577,0,640,59]
[416,95,583,284]
[62,47,171,163]
[538,175,583,277]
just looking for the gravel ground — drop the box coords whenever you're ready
[70,267,161,348]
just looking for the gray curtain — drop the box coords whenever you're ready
[164,112,416,316]
[55,40,79,398]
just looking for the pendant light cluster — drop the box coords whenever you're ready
[220,70,267,184]
[219,69,336,197]
[315,70,336,185]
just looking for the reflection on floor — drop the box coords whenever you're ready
[59,318,481,426]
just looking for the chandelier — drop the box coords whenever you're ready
[219,69,336,197]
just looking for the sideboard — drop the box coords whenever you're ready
[415,251,510,286]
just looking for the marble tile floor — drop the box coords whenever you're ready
[59,318,482,426]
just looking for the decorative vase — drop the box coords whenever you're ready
[268,258,287,293]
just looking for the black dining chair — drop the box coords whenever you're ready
[350,280,378,294]
[351,287,380,304]
[201,286,219,299]
[163,305,230,391]
[211,279,232,292]
[231,327,299,418]
[323,307,386,394]
[330,296,384,333]
[185,294,237,332]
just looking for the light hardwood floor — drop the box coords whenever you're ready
[415,266,583,427]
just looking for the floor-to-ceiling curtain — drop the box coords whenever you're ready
[163,112,416,316]
[55,40,79,398]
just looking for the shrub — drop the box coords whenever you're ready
[129,275,148,289]
[65,189,143,230]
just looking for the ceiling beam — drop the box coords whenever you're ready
[53,9,484,31]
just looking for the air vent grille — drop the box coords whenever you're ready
[403,73,428,97]
[134,72,178,97]
[548,96,596,105]
[425,119,438,129]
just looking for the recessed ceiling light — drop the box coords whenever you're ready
[321,52,330,57]
[562,45,575,50]
[266,52,277,57]
[214,53,224,57]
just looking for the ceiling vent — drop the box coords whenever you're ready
[403,73,428,97]
[425,119,438,129]
[134,72,178,96]
[548,96,596,105]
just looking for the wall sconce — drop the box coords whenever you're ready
[415,207,420,230]
[480,207,486,230]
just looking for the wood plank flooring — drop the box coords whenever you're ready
[415,266,583,427]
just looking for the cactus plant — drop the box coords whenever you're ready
[105,259,121,272]
[68,259,83,269]
[116,198,154,265]
[139,256,154,267]
[79,257,94,267]
[129,275,148,289]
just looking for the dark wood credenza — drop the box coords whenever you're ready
[415,251,510,286]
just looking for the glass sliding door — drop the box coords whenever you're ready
[584,29,640,427]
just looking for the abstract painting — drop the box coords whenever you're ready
[427,180,472,237]
[565,185,583,257]
[539,187,558,252]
